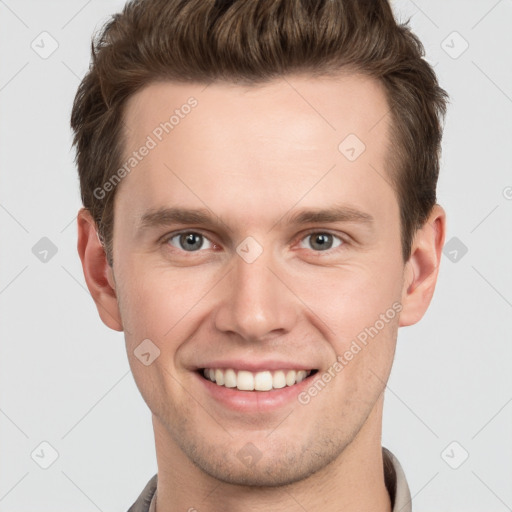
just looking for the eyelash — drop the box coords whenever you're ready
[160,229,348,256]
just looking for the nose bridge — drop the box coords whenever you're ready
[214,238,297,341]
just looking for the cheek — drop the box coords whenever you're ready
[115,263,216,366]
[292,260,403,396]
[115,266,204,414]
[296,261,403,338]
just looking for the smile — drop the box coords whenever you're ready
[200,368,318,391]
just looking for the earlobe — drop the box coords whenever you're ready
[77,208,123,332]
[399,204,446,327]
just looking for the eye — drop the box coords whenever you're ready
[164,231,215,252]
[298,231,344,252]
[161,230,346,255]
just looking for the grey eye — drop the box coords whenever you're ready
[300,233,343,251]
[167,232,213,252]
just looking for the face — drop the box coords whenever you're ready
[105,74,409,485]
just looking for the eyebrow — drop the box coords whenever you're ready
[138,204,374,234]
[285,206,374,226]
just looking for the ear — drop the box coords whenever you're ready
[77,208,123,331]
[399,204,446,327]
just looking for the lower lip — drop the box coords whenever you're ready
[195,370,318,413]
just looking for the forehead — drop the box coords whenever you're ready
[123,73,390,150]
[117,73,396,230]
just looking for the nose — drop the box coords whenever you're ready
[213,243,299,343]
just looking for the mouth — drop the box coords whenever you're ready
[198,368,319,392]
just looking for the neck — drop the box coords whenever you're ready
[152,396,392,512]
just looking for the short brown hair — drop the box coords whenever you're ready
[71,0,448,266]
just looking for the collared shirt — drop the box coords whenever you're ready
[127,446,412,512]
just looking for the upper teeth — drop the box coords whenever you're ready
[203,368,312,391]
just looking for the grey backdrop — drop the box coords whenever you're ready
[1,0,511,510]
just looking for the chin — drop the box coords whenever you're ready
[183,435,346,488]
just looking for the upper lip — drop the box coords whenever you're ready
[194,360,318,372]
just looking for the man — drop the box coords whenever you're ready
[72,0,448,510]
